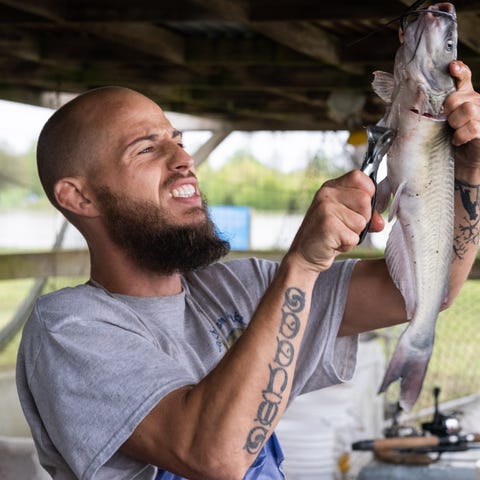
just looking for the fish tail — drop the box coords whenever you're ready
[378,335,432,411]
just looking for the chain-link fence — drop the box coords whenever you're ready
[378,278,480,418]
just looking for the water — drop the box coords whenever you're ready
[0,209,86,250]
[0,208,388,251]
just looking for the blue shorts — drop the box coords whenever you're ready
[155,432,285,479]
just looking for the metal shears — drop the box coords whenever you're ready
[358,125,396,244]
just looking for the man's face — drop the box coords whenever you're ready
[87,89,206,228]
[85,89,230,273]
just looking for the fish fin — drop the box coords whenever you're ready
[375,177,391,213]
[387,181,407,222]
[378,331,432,411]
[385,220,416,319]
[372,71,395,104]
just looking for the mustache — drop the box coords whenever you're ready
[163,171,197,189]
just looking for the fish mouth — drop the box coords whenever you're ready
[409,108,446,121]
[409,108,434,118]
[401,2,456,33]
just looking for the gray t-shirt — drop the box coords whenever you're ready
[16,257,359,480]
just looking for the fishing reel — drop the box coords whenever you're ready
[372,387,465,465]
[383,386,461,439]
[383,401,419,438]
[421,386,461,438]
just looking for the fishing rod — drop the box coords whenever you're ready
[352,432,480,453]
[353,387,480,463]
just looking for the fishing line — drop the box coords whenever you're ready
[407,24,426,66]
[346,1,455,48]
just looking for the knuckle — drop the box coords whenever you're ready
[468,120,480,138]
[463,101,478,118]
[351,168,364,180]
[357,213,369,231]
[357,190,373,216]
[339,232,358,252]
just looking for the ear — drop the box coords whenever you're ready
[54,177,100,218]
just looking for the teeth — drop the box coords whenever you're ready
[171,184,196,198]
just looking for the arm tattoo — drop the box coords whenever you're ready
[243,287,305,455]
[454,178,480,260]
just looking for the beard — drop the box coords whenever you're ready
[94,186,230,275]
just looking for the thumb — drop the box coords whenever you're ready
[450,60,473,92]
[369,210,385,233]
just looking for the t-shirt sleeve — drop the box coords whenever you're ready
[290,259,359,399]
[203,257,359,400]
[21,290,196,479]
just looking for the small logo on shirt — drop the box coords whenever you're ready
[209,310,246,351]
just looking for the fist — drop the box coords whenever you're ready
[445,61,480,169]
[289,170,384,273]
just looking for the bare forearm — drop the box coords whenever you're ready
[201,256,316,461]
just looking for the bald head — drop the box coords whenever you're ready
[36,86,152,210]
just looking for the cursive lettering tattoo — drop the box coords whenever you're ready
[454,178,480,260]
[244,287,305,455]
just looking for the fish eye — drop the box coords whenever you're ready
[446,39,454,51]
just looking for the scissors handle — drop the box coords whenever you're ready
[358,184,377,244]
[358,126,395,244]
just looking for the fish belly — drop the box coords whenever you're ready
[379,113,454,411]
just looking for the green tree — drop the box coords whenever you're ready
[198,149,332,212]
[0,142,45,208]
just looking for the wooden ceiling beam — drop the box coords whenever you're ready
[249,1,405,22]
[76,22,187,65]
[0,0,65,21]
[0,30,41,62]
[189,0,363,75]
[0,23,323,68]
[0,1,188,66]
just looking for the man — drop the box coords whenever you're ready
[16,60,480,480]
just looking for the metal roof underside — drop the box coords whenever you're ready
[1,0,479,131]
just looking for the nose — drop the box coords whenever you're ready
[168,143,195,173]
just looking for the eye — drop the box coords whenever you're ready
[138,146,154,155]
[446,39,454,51]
